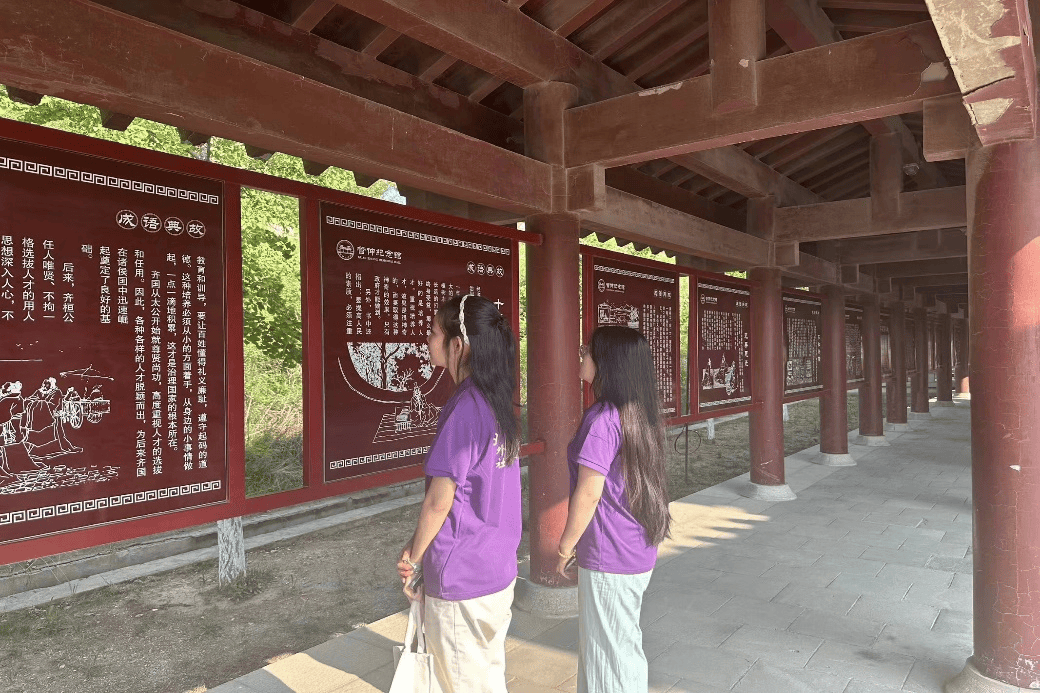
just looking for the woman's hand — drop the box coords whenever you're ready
[397,544,415,582]
[555,547,576,579]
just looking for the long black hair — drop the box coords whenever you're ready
[435,295,520,464]
[589,325,671,545]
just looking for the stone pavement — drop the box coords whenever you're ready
[210,400,973,693]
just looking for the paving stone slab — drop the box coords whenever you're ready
[650,643,756,689]
[719,623,823,667]
[805,640,916,688]
[787,609,885,648]
[731,660,851,693]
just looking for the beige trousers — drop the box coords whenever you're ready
[424,580,515,693]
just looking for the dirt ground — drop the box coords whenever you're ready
[0,395,858,693]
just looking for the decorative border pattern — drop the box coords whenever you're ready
[595,264,675,283]
[330,446,430,470]
[325,215,510,255]
[699,281,749,296]
[0,480,222,526]
[0,155,220,205]
[783,295,822,306]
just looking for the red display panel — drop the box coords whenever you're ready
[783,292,823,396]
[695,276,752,414]
[0,136,228,544]
[582,252,680,417]
[845,305,865,384]
[880,312,892,377]
[320,201,516,481]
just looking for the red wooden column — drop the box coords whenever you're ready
[816,284,855,465]
[936,312,954,406]
[744,267,796,500]
[856,294,888,445]
[946,137,1040,691]
[885,301,911,430]
[955,317,970,394]
[521,82,582,603]
[909,307,931,418]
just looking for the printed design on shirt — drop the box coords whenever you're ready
[597,302,640,330]
[338,341,444,444]
[491,432,514,469]
[0,365,118,495]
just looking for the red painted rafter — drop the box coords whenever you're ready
[291,0,338,30]
[531,0,619,36]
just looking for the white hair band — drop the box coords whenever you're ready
[459,294,471,344]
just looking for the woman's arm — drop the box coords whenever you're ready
[400,476,457,566]
[555,465,606,576]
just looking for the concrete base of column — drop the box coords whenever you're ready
[513,576,578,618]
[885,422,914,432]
[908,411,933,420]
[945,658,1031,692]
[954,393,972,401]
[855,433,890,447]
[740,482,797,501]
[934,400,957,408]
[812,452,856,467]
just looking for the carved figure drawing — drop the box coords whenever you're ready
[0,367,117,495]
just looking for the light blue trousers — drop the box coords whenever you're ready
[577,567,654,693]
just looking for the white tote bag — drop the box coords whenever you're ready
[390,599,434,693]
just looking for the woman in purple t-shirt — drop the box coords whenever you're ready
[396,294,522,693]
[557,325,672,693]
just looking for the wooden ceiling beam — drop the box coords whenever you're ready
[583,187,771,265]
[5,86,43,105]
[629,26,707,83]
[360,27,402,56]
[289,0,338,30]
[339,0,819,206]
[832,229,966,263]
[605,167,745,229]
[875,257,967,278]
[338,0,633,102]
[98,109,135,131]
[827,9,930,33]
[778,130,867,177]
[794,146,870,187]
[926,0,1037,145]
[895,273,968,288]
[577,0,686,60]
[818,172,871,200]
[765,0,947,187]
[774,186,967,241]
[795,140,871,181]
[818,0,928,10]
[762,126,857,169]
[531,0,619,37]
[669,148,822,205]
[0,0,550,213]
[709,0,765,114]
[566,23,956,168]
[86,0,522,151]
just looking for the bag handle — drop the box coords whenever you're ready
[403,597,427,655]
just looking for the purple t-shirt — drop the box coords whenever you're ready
[568,401,657,574]
[423,378,521,600]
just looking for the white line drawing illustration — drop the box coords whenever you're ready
[701,355,741,396]
[337,342,444,444]
[0,366,118,495]
[597,302,640,329]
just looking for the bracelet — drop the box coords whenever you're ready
[557,547,575,558]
